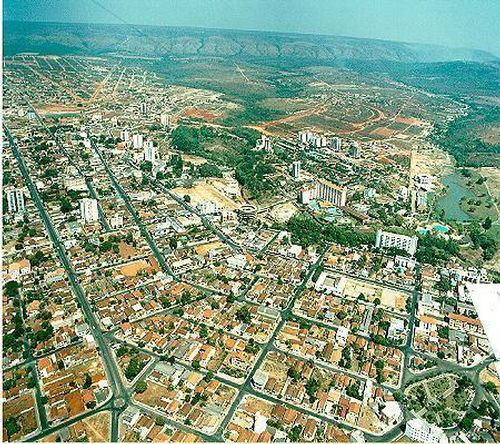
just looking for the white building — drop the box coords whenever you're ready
[331,136,342,151]
[140,102,148,115]
[143,141,158,163]
[6,187,25,214]
[349,143,361,158]
[255,135,272,151]
[79,198,99,224]
[120,130,130,142]
[160,113,171,127]
[110,212,124,229]
[133,133,144,149]
[405,418,448,444]
[291,160,301,179]
[381,401,403,425]
[375,229,418,256]
[315,179,347,207]
[196,200,218,215]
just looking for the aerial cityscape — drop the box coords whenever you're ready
[2,1,500,442]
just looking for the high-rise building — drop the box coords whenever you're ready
[6,187,25,214]
[405,418,448,444]
[315,179,347,207]
[375,229,418,256]
[349,143,361,158]
[331,137,342,151]
[120,130,130,142]
[143,141,158,163]
[133,134,144,149]
[299,180,347,206]
[140,102,148,115]
[255,135,272,151]
[160,114,171,127]
[80,198,99,224]
[291,160,301,179]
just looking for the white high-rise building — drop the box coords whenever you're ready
[349,143,361,158]
[120,130,130,142]
[160,114,171,127]
[143,141,158,163]
[315,179,347,207]
[291,161,301,179]
[80,198,99,224]
[331,137,342,151]
[140,102,148,115]
[375,229,418,256]
[6,188,25,214]
[405,418,448,444]
[133,134,144,149]
[255,135,272,151]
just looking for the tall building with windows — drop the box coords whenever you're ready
[405,418,448,444]
[315,179,347,207]
[80,198,99,224]
[143,141,158,163]
[375,229,418,256]
[299,180,347,207]
[331,136,342,151]
[6,187,25,214]
[160,113,171,127]
[133,133,144,149]
[291,160,301,179]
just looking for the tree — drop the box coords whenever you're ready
[483,216,493,230]
[135,381,147,393]
[484,381,498,394]
[183,194,191,203]
[204,371,214,383]
[83,373,92,389]
[235,305,251,324]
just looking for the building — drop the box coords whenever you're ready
[315,180,347,207]
[196,200,218,215]
[255,135,272,151]
[110,212,124,229]
[299,185,315,204]
[133,133,144,149]
[405,418,448,444]
[160,113,171,127]
[331,137,342,151]
[375,229,418,256]
[6,187,25,214]
[120,130,130,142]
[79,198,99,224]
[381,401,403,425]
[349,144,361,159]
[143,141,158,163]
[291,160,301,179]
[140,102,148,115]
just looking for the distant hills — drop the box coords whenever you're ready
[4,20,498,64]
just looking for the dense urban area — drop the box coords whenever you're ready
[2,20,500,444]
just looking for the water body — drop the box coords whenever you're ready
[437,172,474,221]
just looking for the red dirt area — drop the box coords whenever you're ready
[183,108,223,121]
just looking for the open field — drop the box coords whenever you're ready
[173,181,242,210]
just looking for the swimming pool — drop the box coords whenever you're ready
[433,224,449,233]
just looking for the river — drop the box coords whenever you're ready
[437,172,474,221]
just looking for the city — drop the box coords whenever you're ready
[2,2,500,443]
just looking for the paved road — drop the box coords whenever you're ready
[25,102,111,231]
[5,124,128,441]
[123,156,242,253]
[87,131,177,280]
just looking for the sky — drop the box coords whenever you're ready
[4,0,500,56]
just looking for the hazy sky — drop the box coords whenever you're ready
[4,0,500,56]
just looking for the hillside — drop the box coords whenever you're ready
[4,20,498,64]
